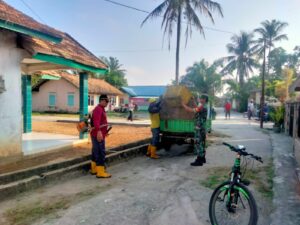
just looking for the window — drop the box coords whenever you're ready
[110,96,116,105]
[48,93,56,107]
[67,93,75,107]
[88,95,94,106]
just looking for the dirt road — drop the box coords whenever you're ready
[0,111,273,225]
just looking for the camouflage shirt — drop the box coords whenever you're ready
[194,104,207,132]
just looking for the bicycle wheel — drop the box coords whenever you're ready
[209,181,258,225]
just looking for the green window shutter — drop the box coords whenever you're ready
[67,93,75,107]
[49,93,56,106]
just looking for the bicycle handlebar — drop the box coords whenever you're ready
[223,142,263,163]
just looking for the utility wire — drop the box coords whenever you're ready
[93,43,226,53]
[103,0,149,14]
[102,0,234,35]
[20,0,46,24]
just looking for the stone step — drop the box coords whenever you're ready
[0,143,148,201]
[0,139,149,186]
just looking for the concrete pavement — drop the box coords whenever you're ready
[270,133,300,225]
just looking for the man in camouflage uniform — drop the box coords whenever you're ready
[182,94,208,166]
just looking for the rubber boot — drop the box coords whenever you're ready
[96,166,112,178]
[150,146,160,159]
[146,145,151,157]
[190,156,203,166]
[90,161,97,175]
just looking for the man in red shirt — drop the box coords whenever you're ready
[90,95,111,178]
[224,101,232,120]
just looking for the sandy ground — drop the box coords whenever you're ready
[0,111,273,225]
[32,121,151,149]
[0,124,150,174]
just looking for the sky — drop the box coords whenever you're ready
[6,0,300,85]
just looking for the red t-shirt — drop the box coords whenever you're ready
[225,102,231,111]
[90,105,108,139]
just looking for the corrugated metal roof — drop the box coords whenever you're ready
[122,86,167,97]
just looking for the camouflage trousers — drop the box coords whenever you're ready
[194,129,206,157]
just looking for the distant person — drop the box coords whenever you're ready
[182,94,208,166]
[90,95,111,178]
[248,100,255,120]
[127,101,134,121]
[224,101,232,119]
[147,98,162,159]
[263,103,269,122]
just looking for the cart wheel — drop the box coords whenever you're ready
[187,144,194,153]
[161,142,172,151]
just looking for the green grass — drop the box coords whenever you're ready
[200,161,274,199]
[4,184,111,225]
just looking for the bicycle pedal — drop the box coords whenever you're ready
[241,179,251,186]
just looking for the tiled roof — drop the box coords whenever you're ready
[22,33,108,71]
[122,86,167,97]
[0,0,107,72]
[0,0,61,40]
[33,71,123,96]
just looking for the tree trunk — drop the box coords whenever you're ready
[260,41,266,129]
[267,45,271,77]
[175,7,182,85]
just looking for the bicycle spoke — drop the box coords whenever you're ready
[213,188,251,225]
[238,193,246,209]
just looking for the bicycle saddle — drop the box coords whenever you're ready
[237,145,246,151]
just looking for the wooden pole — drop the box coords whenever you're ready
[260,40,266,128]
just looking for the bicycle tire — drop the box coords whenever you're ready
[209,181,258,225]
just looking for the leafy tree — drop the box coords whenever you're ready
[288,46,300,74]
[268,47,288,79]
[225,76,260,112]
[274,68,294,102]
[96,56,128,88]
[180,59,221,96]
[217,31,257,87]
[31,74,42,86]
[142,0,223,84]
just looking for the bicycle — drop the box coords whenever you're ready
[209,142,263,225]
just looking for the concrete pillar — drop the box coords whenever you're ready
[22,75,32,133]
[79,72,88,139]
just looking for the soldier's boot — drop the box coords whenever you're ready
[96,166,112,178]
[90,161,97,175]
[190,156,203,166]
[150,146,160,159]
[202,153,206,164]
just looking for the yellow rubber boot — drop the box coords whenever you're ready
[150,146,160,159]
[146,145,151,157]
[96,166,112,178]
[90,161,97,175]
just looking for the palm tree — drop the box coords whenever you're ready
[254,19,288,75]
[97,56,128,88]
[180,59,221,96]
[217,31,257,87]
[142,0,223,84]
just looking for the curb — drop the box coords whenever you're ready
[0,141,149,201]
[269,132,300,225]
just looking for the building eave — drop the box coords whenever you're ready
[33,53,108,74]
[0,19,62,43]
